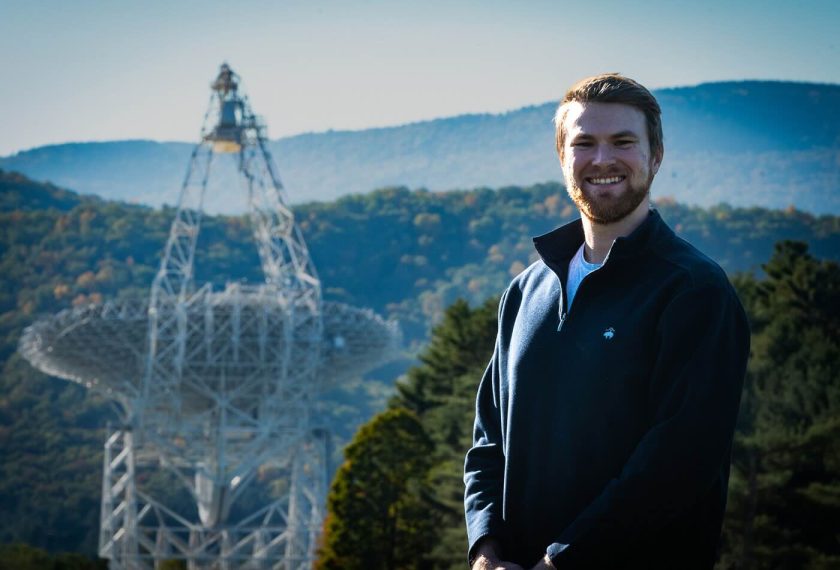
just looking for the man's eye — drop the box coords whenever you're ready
[616,139,634,147]
[572,141,593,147]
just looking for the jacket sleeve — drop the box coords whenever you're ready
[547,279,751,567]
[464,289,510,562]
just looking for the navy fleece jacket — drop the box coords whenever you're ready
[464,210,750,569]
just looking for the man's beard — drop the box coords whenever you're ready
[565,171,654,225]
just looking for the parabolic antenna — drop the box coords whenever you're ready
[20,294,398,411]
[19,63,400,570]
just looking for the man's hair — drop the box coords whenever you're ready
[554,73,663,162]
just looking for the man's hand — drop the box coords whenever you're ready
[471,537,524,570]
[529,554,556,569]
[471,555,524,570]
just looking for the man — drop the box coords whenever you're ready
[463,74,750,569]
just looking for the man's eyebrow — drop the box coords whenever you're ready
[571,130,641,140]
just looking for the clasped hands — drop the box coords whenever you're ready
[471,555,554,570]
[471,538,555,570]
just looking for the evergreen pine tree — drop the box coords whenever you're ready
[721,241,840,569]
[392,298,498,569]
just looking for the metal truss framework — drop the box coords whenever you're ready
[99,429,329,570]
[19,64,401,570]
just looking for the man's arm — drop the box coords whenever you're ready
[545,280,750,567]
[465,290,511,566]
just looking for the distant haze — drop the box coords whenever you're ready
[2,81,839,214]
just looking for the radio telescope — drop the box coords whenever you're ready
[19,63,400,570]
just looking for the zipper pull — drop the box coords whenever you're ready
[557,313,566,332]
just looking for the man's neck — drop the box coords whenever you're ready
[581,200,650,264]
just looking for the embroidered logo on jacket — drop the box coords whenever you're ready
[603,327,615,340]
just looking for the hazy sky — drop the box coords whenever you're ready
[1,0,838,156]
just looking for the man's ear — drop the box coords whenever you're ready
[651,150,663,175]
[555,134,566,168]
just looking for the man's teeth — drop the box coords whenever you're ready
[589,176,623,185]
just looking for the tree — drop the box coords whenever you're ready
[720,241,840,569]
[392,298,498,569]
[316,408,436,570]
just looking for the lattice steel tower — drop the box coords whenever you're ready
[19,64,400,569]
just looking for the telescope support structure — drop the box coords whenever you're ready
[99,428,330,569]
[108,64,327,569]
[16,64,401,570]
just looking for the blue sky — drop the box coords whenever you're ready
[1,0,838,156]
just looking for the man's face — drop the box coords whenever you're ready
[559,101,661,225]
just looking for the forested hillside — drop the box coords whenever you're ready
[1,169,839,561]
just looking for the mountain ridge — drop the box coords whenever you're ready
[2,80,838,213]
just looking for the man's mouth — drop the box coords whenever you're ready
[586,176,625,185]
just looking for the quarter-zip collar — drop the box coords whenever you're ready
[533,208,666,267]
[533,209,668,332]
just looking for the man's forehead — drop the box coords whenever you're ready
[563,101,647,137]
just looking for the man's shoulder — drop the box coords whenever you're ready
[649,225,750,341]
[511,259,551,287]
[507,258,558,297]
[650,224,733,292]
[496,259,554,315]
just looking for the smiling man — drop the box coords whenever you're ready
[464,74,751,569]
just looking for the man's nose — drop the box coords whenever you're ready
[592,144,615,166]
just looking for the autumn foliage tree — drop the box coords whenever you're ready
[316,408,436,570]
